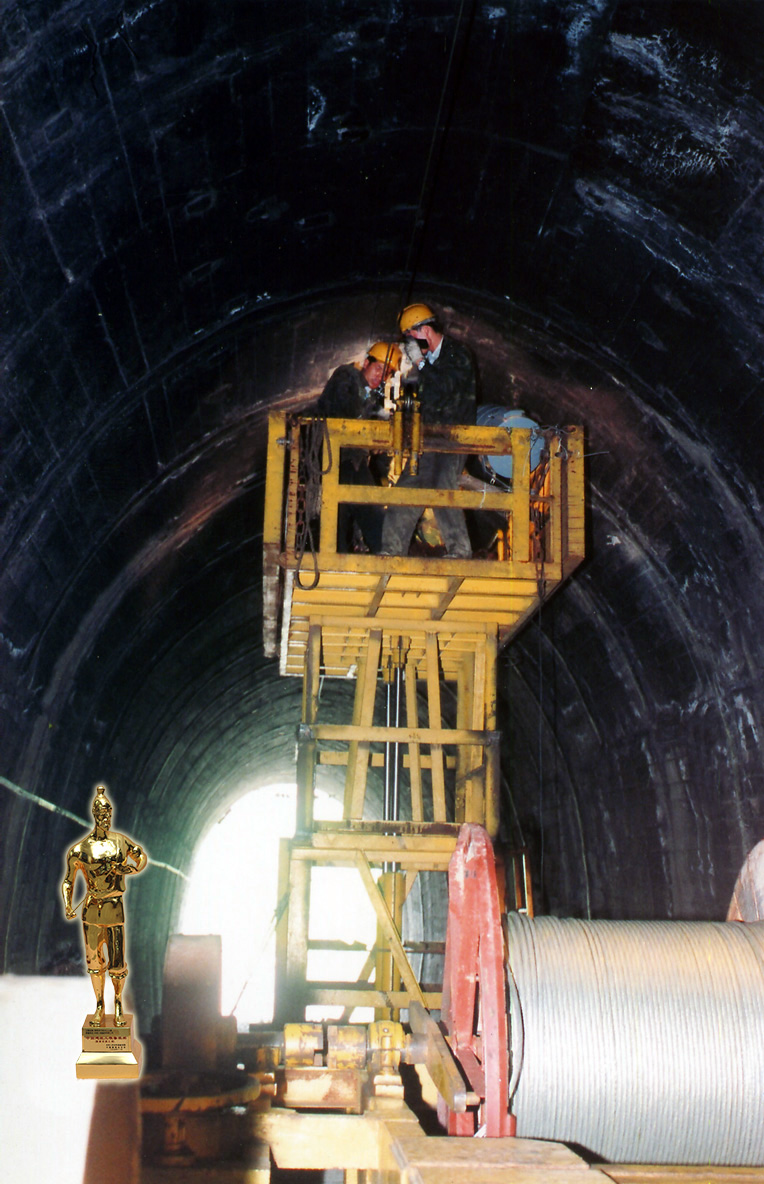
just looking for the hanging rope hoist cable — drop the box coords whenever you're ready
[398,0,477,307]
[365,0,477,350]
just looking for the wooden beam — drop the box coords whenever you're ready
[406,660,424,823]
[431,576,464,620]
[367,573,390,617]
[316,724,498,746]
[353,851,426,1007]
[343,630,382,820]
[426,634,447,822]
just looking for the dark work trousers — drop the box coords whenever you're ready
[337,454,383,552]
[380,451,471,557]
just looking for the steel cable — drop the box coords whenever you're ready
[294,417,332,590]
[505,913,764,1165]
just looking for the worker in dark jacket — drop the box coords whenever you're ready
[380,303,477,558]
[315,342,401,551]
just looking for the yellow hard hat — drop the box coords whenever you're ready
[367,341,402,371]
[398,303,436,334]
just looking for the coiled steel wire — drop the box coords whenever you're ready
[506,913,764,1165]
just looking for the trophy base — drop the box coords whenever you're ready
[76,1012,142,1079]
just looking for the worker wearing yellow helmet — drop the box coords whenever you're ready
[366,340,402,376]
[316,342,401,420]
[314,341,402,551]
[380,302,477,558]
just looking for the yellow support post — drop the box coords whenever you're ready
[296,622,322,835]
[405,659,424,823]
[354,852,426,1010]
[374,870,405,1021]
[425,634,447,822]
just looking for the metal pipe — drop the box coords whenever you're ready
[384,681,391,823]
[505,913,764,1165]
[392,666,402,821]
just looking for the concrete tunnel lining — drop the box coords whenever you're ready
[3,2,764,1033]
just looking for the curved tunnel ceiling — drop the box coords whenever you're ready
[3,1,764,1015]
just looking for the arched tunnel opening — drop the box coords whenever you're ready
[3,0,764,1177]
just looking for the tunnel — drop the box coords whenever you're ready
[3,0,764,1092]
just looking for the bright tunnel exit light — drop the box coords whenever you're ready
[179,784,377,1027]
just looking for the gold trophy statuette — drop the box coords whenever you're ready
[62,784,147,1078]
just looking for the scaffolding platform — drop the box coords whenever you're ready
[263,413,586,677]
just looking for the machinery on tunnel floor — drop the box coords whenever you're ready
[139,406,764,1182]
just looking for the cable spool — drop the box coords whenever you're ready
[505,913,764,1166]
[476,405,544,484]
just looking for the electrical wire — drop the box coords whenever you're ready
[0,773,187,879]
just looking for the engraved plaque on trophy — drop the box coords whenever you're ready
[76,1013,142,1079]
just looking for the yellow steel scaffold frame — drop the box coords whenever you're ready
[263,412,584,1021]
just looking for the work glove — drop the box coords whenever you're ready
[403,338,424,367]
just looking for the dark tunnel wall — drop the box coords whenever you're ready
[3,0,764,1021]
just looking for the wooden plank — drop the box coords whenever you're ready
[600,1170,764,1184]
[307,824,454,843]
[353,851,426,1007]
[466,637,487,825]
[252,1110,381,1171]
[337,485,514,511]
[566,425,586,560]
[284,418,302,555]
[367,573,390,617]
[281,550,565,581]
[315,724,498,746]
[263,543,282,660]
[295,622,321,833]
[314,613,493,635]
[263,413,287,546]
[318,750,457,769]
[279,570,295,677]
[425,634,447,822]
[320,418,527,452]
[273,837,291,1023]
[431,576,464,620]
[344,629,382,819]
[304,985,442,1009]
[402,1168,604,1184]
[454,655,470,823]
[388,1135,601,1182]
[292,851,450,869]
[408,1000,478,1114]
[278,847,311,1022]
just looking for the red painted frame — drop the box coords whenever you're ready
[438,823,515,1137]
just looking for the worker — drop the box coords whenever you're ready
[316,341,401,419]
[380,303,477,558]
[315,342,401,552]
[62,785,147,1026]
